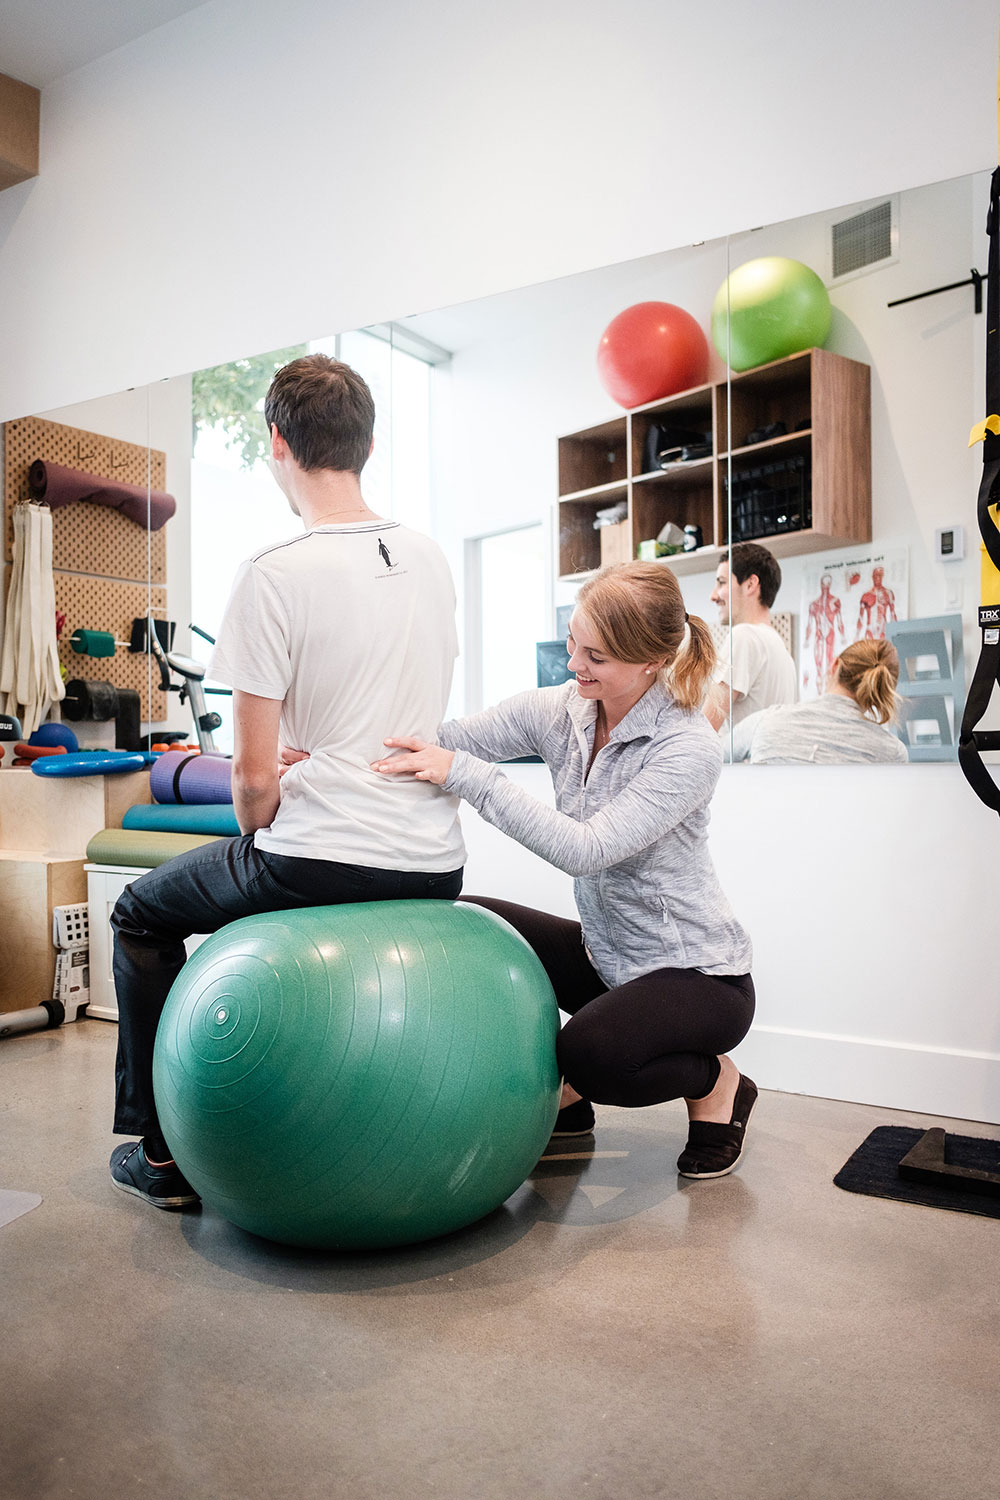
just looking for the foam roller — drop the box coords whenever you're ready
[63,679,119,722]
[85,829,225,868]
[149,750,233,804]
[123,803,241,837]
[71,629,116,657]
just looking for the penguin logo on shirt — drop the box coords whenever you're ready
[378,538,394,569]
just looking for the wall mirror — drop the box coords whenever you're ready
[180,169,984,770]
[2,169,986,772]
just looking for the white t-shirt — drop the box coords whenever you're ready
[208,520,466,872]
[715,622,798,725]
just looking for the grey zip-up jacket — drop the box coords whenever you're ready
[439,680,752,987]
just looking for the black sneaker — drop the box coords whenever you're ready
[549,1098,596,1138]
[110,1141,201,1209]
[677,1074,758,1179]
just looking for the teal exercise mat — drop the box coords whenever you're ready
[123,803,240,836]
[86,828,225,867]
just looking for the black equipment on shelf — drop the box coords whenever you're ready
[724,454,811,542]
[641,423,710,474]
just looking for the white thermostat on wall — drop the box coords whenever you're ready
[935,525,965,561]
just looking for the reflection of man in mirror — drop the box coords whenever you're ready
[705,541,798,731]
[804,573,844,694]
[855,565,897,641]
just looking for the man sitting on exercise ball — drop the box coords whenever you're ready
[109,355,465,1210]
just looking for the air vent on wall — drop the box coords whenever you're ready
[830,199,897,282]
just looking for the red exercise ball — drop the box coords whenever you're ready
[597,301,709,409]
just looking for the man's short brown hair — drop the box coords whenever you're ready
[730,541,782,609]
[264,354,375,474]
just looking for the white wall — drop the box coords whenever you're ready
[461,763,1000,1123]
[0,0,996,419]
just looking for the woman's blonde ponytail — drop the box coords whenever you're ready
[836,639,900,724]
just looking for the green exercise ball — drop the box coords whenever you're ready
[152,900,561,1250]
[712,256,832,371]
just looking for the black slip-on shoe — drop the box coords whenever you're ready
[549,1098,596,1138]
[110,1140,201,1209]
[677,1074,758,1179]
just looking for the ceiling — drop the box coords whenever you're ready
[0,1,210,87]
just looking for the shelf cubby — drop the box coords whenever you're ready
[558,417,627,496]
[556,348,871,580]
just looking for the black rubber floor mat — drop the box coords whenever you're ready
[834,1125,1000,1218]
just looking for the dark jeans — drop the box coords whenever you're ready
[461,896,755,1105]
[112,834,463,1155]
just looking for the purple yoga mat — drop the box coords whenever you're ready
[28,460,176,531]
[150,750,233,804]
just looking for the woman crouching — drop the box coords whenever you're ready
[374,562,757,1179]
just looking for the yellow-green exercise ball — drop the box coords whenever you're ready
[152,900,561,1250]
[712,256,832,371]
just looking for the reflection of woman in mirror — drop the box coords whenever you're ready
[731,639,907,764]
[373,562,758,1181]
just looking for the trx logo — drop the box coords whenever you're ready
[378,538,394,569]
[979,605,1000,625]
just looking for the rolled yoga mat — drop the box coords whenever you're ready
[28,460,176,531]
[149,750,233,804]
[123,803,241,837]
[86,828,225,867]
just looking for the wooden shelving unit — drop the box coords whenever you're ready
[556,348,871,580]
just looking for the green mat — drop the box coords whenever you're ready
[86,828,226,867]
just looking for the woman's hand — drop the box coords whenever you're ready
[278,744,310,778]
[371,737,454,786]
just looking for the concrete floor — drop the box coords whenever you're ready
[2,1020,998,1500]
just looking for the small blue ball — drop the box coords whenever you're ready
[29,722,79,752]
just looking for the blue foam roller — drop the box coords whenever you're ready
[28,723,79,752]
[123,803,240,836]
[31,751,148,778]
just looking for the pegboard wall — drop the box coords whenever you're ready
[3,415,171,723]
[4,416,166,582]
[53,577,169,721]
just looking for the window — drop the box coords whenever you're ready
[465,524,547,713]
[190,329,440,750]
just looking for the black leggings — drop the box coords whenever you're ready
[461,896,755,1106]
